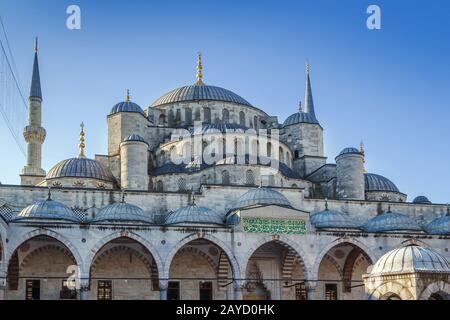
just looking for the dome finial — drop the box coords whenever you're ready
[195,52,204,86]
[298,100,302,113]
[325,197,328,210]
[125,89,131,102]
[121,190,126,203]
[47,186,52,200]
[78,122,85,158]
[387,204,392,213]
[360,140,367,173]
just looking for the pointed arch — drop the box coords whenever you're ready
[419,281,450,300]
[86,230,163,280]
[163,233,240,280]
[368,282,415,300]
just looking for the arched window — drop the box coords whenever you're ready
[178,178,187,191]
[286,151,290,166]
[204,107,211,123]
[291,184,298,188]
[156,181,163,192]
[279,147,284,163]
[245,170,255,186]
[168,110,175,127]
[222,170,230,185]
[195,108,201,121]
[239,111,245,126]
[294,150,299,159]
[159,113,166,125]
[254,115,258,130]
[175,109,182,125]
[268,174,275,186]
[267,142,272,158]
[222,108,230,123]
[185,108,193,125]
[160,151,166,165]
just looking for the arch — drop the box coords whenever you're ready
[5,229,83,271]
[156,180,163,192]
[20,244,77,272]
[163,233,241,280]
[419,281,450,300]
[203,107,211,123]
[222,108,230,123]
[221,170,230,185]
[159,113,166,125]
[311,238,377,282]
[368,282,415,300]
[242,235,310,281]
[239,111,246,126]
[86,231,163,281]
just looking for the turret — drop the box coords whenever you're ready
[335,147,365,200]
[21,38,46,185]
[281,63,326,177]
[120,134,149,190]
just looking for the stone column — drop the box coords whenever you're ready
[159,280,168,300]
[233,280,244,300]
[306,281,317,300]
[79,278,90,300]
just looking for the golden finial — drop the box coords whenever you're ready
[121,190,126,203]
[195,52,204,86]
[191,189,196,206]
[78,122,85,158]
[47,186,52,200]
[298,100,303,112]
[34,37,38,53]
[125,89,131,102]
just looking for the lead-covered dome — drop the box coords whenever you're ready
[413,196,431,204]
[425,208,450,235]
[228,187,292,212]
[364,173,400,193]
[14,198,80,223]
[311,206,360,229]
[47,157,115,183]
[92,201,153,224]
[123,134,147,144]
[165,204,224,226]
[152,85,253,108]
[362,210,422,233]
[283,112,319,126]
[337,147,362,157]
[370,244,450,275]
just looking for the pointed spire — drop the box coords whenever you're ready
[304,62,315,118]
[195,52,204,86]
[125,89,131,102]
[78,122,85,158]
[30,37,42,100]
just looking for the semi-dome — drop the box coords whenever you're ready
[123,134,147,143]
[47,157,116,183]
[365,173,400,193]
[425,208,450,235]
[151,84,253,108]
[413,196,432,204]
[14,198,80,223]
[165,204,224,226]
[363,210,422,233]
[283,112,319,126]
[337,147,362,157]
[370,244,450,275]
[92,201,152,224]
[311,205,360,229]
[229,187,292,212]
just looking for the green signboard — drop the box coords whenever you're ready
[243,217,307,234]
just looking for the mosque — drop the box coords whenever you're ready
[0,41,449,300]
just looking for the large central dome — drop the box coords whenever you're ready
[151,84,253,108]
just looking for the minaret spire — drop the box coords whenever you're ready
[78,122,86,158]
[21,38,46,185]
[304,62,316,118]
[195,52,204,86]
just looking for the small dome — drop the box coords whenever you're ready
[15,199,80,223]
[123,134,147,143]
[165,205,224,226]
[370,244,450,275]
[151,85,253,108]
[47,157,115,183]
[413,196,431,204]
[229,187,291,212]
[92,202,152,224]
[365,173,400,193]
[425,210,450,235]
[337,147,362,157]
[225,211,242,226]
[283,112,319,126]
[110,101,144,116]
[311,208,360,229]
[363,211,422,233]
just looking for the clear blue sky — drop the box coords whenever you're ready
[0,0,449,203]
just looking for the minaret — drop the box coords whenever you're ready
[304,63,316,119]
[21,38,47,185]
